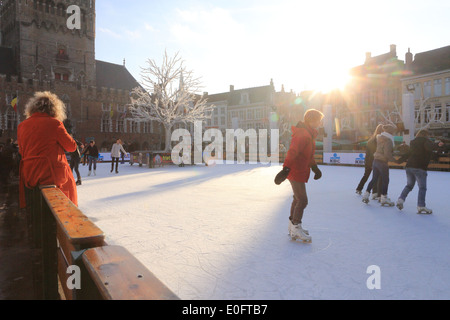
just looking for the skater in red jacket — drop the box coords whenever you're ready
[275,109,324,242]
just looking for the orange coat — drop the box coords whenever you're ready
[17,113,78,208]
[283,123,318,183]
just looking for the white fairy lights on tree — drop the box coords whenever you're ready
[129,51,214,152]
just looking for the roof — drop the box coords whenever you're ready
[0,46,17,76]
[95,60,139,91]
[350,50,404,77]
[409,45,450,75]
[204,84,275,106]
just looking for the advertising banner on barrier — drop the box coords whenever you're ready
[98,153,131,162]
[324,153,366,165]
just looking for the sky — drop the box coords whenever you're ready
[95,0,450,95]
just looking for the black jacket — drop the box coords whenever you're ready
[400,137,440,170]
[84,145,99,159]
[365,136,377,167]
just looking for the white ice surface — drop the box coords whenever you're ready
[76,162,450,300]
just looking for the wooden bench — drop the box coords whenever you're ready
[82,246,180,300]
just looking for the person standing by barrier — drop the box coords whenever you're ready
[396,129,445,214]
[85,140,99,176]
[111,138,127,174]
[17,91,78,208]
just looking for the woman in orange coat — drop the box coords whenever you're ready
[17,91,78,208]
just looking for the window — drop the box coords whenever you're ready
[101,114,111,132]
[434,105,442,122]
[55,73,61,80]
[63,74,69,81]
[143,122,151,134]
[413,83,421,100]
[247,109,254,120]
[6,110,17,130]
[446,78,450,95]
[434,79,442,97]
[423,81,431,99]
[255,108,262,119]
[446,104,450,122]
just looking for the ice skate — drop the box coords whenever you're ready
[396,198,404,210]
[380,195,395,207]
[372,193,380,201]
[417,207,432,214]
[355,190,362,195]
[88,171,91,176]
[76,180,82,186]
[289,221,312,243]
[94,170,96,176]
[362,191,370,204]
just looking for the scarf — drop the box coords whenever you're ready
[380,132,395,147]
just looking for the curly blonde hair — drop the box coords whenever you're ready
[24,91,67,122]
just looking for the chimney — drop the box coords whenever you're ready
[230,85,234,92]
[405,48,413,70]
[390,44,397,54]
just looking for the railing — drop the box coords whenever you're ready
[26,186,179,300]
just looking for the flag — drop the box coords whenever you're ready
[11,96,18,112]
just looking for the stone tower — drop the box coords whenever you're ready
[0,0,96,85]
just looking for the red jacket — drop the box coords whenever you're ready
[17,113,78,208]
[283,122,318,183]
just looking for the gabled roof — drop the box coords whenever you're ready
[0,46,17,76]
[95,60,139,91]
[410,45,450,75]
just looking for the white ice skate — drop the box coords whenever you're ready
[372,193,379,200]
[380,195,395,207]
[356,190,362,195]
[289,221,312,243]
[396,198,404,210]
[88,171,91,176]
[362,191,370,204]
[417,207,432,214]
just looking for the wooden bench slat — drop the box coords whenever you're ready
[40,187,105,247]
[82,246,179,300]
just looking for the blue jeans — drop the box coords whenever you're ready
[88,157,97,171]
[399,168,428,207]
[366,159,390,196]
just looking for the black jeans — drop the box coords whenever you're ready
[357,164,381,194]
[111,157,119,172]
[70,158,81,181]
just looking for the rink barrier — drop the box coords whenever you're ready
[28,186,179,300]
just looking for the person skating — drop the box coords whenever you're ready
[85,140,99,176]
[356,124,383,197]
[110,138,127,174]
[395,129,444,214]
[69,137,83,185]
[276,109,324,243]
[362,124,397,207]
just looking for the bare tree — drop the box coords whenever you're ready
[129,51,214,152]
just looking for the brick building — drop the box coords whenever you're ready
[0,0,161,151]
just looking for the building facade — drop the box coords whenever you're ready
[401,45,450,138]
[0,0,161,151]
